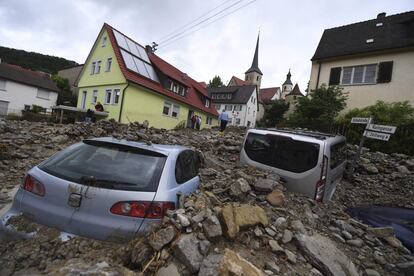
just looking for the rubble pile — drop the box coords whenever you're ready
[0,118,413,275]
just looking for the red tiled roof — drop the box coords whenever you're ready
[259,87,280,103]
[286,84,304,97]
[0,63,59,92]
[198,81,207,88]
[229,76,249,86]
[105,24,218,117]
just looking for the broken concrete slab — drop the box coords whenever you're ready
[296,233,358,276]
[173,234,203,273]
[218,248,263,276]
[148,226,176,251]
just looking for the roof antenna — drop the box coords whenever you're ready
[151,42,159,52]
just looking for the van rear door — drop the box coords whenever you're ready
[241,131,323,198]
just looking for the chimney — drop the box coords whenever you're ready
[145,45,153,54]
[377,12,386,19]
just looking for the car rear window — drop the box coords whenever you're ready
[244,132,320,173]
[330,141,346,169]
[39,140,166,192]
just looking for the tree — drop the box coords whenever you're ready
[52,75,77,106]
[258,100,289,127]
[208,75,224,87]
[287,84,348,128]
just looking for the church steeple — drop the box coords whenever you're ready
[245,33,262,75]
[283,69,293,86]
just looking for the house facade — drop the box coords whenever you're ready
[208,85,258,127]
[309,11,414,111]
[0,62,59,116]
[58,64,83,96]
[76,24,218,129]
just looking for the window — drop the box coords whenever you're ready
[163,101,171,116]
[212,94,217,99]
[105,89,112,104]
[37,89,50,100]
[113,89,120,104]
[24,105,31,111]
[235,118,241,125]
[91,62,96,75]
[95,61,102,74]
[340,64,377,85]
[227,94,232,99]
[245,76,248,81]
[205,99,210,108]
[102,36,107,47]
[330,141,346,169]
[225,105,232,111]
[234,105,242,111]
[257,76,260,81]
[106,58,112,72]
[172,84,178,93]
[206,117,212,125]
[377,61,393,83]
[91,90,98,104]
[0,79,6,90]
[178,86,186,96]
[39,141,167,192]
[215,104,221,111]
[175,150,200,184]
[248,107,250,114]
[171,104,180,118]
[244,133,320,173]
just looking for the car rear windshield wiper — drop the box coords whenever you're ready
[80,176,135,189]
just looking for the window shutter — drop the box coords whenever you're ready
[377,61,393,83]
[329,67,341,85]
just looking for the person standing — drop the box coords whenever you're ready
[191,113,196,129]
[196,116,202,130]
[218,110,229,132]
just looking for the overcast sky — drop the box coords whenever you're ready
[1,0,413,91]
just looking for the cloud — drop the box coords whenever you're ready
[0,0,413,91]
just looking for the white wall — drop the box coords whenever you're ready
[214,88,258,127]
[0,79,58,114]
[309,50,414,111]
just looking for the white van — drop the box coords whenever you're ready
[240,128,346,202]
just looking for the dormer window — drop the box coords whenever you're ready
[167,79,186,96]
[205,99,210,107]
[227,94,231,99]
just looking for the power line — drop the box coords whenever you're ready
[158,0,246,45]
[158,0,256,50]
[157,0,235,43]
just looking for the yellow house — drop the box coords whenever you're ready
[309,11,414,111]
[76,23,218,129]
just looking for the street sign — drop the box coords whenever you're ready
[366,124,397,134]
[351,117,371,124]
[364,130,391,141]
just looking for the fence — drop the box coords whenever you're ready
[310,122,414,155]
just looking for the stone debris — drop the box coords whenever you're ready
[0,119,413,276]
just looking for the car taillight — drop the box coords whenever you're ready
[315,155,328,202]
[110,201,175,218]
[23,175,45,196]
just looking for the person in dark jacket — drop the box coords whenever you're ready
[95,102,104,112]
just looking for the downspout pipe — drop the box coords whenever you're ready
[118,82,130,123]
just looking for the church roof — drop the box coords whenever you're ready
[245,34,263,75]
[286,83,304,96]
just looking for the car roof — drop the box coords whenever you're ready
[85,137,188,156]
[250,128,345,142]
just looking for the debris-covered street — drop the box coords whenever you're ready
[0,119,413,275]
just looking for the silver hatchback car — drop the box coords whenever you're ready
[240,128,346,202]
[1,137,200,241]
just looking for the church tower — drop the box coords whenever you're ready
[281,69,293,99]
[245,33,262,93]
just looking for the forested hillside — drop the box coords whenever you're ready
[0,46,78,74]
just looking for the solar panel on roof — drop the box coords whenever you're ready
[113,30,159,83]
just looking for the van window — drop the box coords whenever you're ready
[175,150,200,184]
[244,133,320,173]
[330,141,346,169]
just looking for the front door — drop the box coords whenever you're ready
[81,91,87,110]
[187,110,194,128]
[0,100,9,116]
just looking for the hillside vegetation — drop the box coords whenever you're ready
[0,46,78,74]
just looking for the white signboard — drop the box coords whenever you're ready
[366,124,397,134]
[364,130,391,141]
[351,117,371,124]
